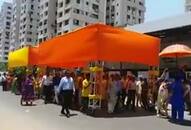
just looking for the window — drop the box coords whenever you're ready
[73,9,80,14]
[44,29,47,33]
[59,2,63,8]
[86,2,89,5]
[90,14,98,19]
[73,19,79,25]
[31,5,34,10]
[27,38,32,42]
[58,22,62,27]
[65,8,70,14]
[4,52,9,55]
[5,42,9,45]
[45,2,48,7]
[127,6,131,11]
[30,25,33,28]
[139,10,141,16]
[64,30,69,33]
[92,4,99,13]
[127,15,130,20]
[44,11,48,16]
[64,19,69,25]
[27,31,32,34]
[138,18,141,23]
[139,1,143,6]
[8,6,11,10]
[76,0,80,4]
[6,26,10,29]
[6,17,11,20]
[4,47,9,50]
[39,22,42,26]
[6,22,10,26]
[59,12,63,17]
[44,20,47,25]
[65,0,70,5]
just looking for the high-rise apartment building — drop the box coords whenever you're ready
[185,0,191,12]
[0,2,13,62]
[9,0,146,48]
[56,0,106,35]
[106,0,145,26]
[10,0,21,50]
[19,0,40,46]
[38,0,57,43]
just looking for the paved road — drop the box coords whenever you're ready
[0,90,190,130]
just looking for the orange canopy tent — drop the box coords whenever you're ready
[38,24,160,67]
[8,46,39,68]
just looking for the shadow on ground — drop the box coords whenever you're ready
[92,108,156,118]
[169,119,191,126]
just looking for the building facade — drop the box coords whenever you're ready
[8,0,146,49]
[56,0,107,35]
[19,0,40,46]
[10,0,21,50]
[38,0,57,43]
[106,0,145,26]
[185,0,191,12]
[0,2,13,62]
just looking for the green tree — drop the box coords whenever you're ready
[0,62,7,71]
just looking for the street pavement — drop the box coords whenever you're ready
[0,90,190,130]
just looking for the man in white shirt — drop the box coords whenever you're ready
[41,72,53,104]
[58,70,75,118]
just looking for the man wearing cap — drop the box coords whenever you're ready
[58,70,75,118]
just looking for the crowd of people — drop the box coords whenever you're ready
[0,67,191,121]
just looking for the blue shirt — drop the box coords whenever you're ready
[58,76,75,92]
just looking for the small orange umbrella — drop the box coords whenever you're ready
[159,44,191,67]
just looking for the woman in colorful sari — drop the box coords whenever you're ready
[21,74,35,105]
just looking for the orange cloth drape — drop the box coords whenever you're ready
[29,46,39,66]
[38,24,160,67]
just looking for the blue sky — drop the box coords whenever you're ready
[0,0,185,22]
[145,0,185,22]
